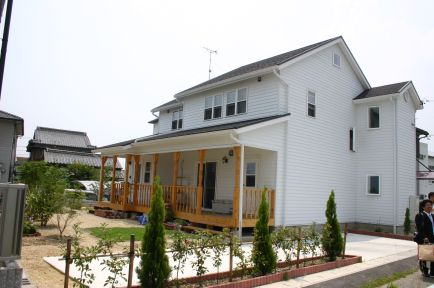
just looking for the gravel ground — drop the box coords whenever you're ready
[20,210,142,288]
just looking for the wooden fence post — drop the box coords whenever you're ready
[296,227,302,268]
[64,239,72,288]
[127,234,135,288]
[229,232,233,282]
[342,223,348,259]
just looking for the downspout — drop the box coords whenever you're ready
[391,96,398,234]
[273,68,290,225]
[230,132,244,239]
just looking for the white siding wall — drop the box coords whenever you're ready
[396,92,417,225]
[157,74,280,134]
[280,44,364,226]
[354,100,394,225]
[0,120,15,182]
[418,143,432,197]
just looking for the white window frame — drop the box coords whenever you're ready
[171,109,183,130]
[333,52,341,68]
[226,87,248,117]
[307,90,316,118]
[368,106,380,129]
[245,160,258,188]
[366,175,381,195]
[204,95,222,120]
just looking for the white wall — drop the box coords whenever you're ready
[0,120,16,183]
[279,44,364,226]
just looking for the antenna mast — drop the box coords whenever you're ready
[203,47,217,80]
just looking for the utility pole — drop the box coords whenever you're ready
[0,0,14,101]
[203,47,217,80]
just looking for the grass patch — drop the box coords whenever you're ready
[89,226,197,242]
[360,268,417,288]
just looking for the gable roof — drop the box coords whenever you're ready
[0,110,24,135]
[0,110,23,121]
[97,113,290,150]
[151,99,182,113]
[176,37,342,97]
[354,82,410,100]
[44,148,121,168]
[32,127,95,149]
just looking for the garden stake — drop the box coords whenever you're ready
[296,227,302,268]
[64,239,72,288]
[229,233,233,282]
[127,234,135,288]
[342,223,348,260]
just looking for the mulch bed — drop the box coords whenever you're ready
[348,229,413,241]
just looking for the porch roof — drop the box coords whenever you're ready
[95,113,290,153]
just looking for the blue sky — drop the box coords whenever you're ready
[1,0,433,156]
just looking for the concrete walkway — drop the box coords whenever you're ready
[43,233,417,288]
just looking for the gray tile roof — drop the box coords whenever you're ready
[33,127,95,149]
[176,36,342,96]
[151,99,182,112]
[354,82,410,100]
[0,110,23,121]
[98,114,290,149]
[44,149,121,168]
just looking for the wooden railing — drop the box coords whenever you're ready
[161,185,173,204]
[243,188,275,219]
[137,183,152,208]
[174,186,197,214]
[112,182,124,205]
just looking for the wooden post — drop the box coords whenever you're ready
[229,232,233,282]
[296,227,302,268]
[133,155,140,206]
[342,223,348,259]
[151,154,159,195]
[232,147,241,227]
[196,150,205,215]
[64,239,72,288]
[110,155,118,203]
[172,152,181,211]
[127,234,135,288]
[98,156,107,202]
[123,154,132,206]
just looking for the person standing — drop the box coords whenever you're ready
[415,199,434,277]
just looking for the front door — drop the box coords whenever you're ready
[197,162,217,209]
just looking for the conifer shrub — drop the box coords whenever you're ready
[251,187,276,275]
[404,208,411,235]
[321,190,343,261]
[137,176,171,288]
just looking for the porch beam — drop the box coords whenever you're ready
[232,147,241,227]
[196,150,206,215]
[123,154,132,206]
[110,155,118,204]
[98,156,107,202]
[133,155,140,206]
[151,154,159,195]
[172,152,181,211]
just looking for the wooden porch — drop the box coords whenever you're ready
[96,147,276,228]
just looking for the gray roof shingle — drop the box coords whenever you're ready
[151,99,182,112]
[98,114,289,150]
[176,36,342,96]
[44,149,121,168]
[33,127,95,149]
[0,110,23,121]
[354,82,410,100]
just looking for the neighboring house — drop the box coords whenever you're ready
[95,36,424,233]
[27,127,122,176]
[418,142,434,197]
[0,110,23,183]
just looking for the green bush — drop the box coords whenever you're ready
[404,208,411,235]
[321,190,343,261]
[23,221,37,235]
[251,187,276,275]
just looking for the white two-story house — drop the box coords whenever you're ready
[95,36,424,233]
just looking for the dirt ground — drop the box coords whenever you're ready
[20,210,142,288]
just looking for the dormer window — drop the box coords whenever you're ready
[226,88,247,116]
[204,95,222,120]
[333,52,341,67]
[171,109,183,130]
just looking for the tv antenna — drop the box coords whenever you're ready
[204,47,217,79]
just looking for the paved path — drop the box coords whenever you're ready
[43,233,417,288]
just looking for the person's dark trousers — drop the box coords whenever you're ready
[419,260,434,276]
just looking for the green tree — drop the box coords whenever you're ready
[251,187,276,275]
[321,190,343,261]
[18,162,68,226]
[404,208,411,235]
[137,176,171,288]
[66,162,99,184]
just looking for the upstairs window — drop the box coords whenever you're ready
[204,95,222,120]
[226,88,247,116]
[349,128,355,151]
[245,162,257,187]
[307,90,316,117]
[367,175,380,195]
[369,107,380,128]
[333,52,341,67]
[171,110,183,130]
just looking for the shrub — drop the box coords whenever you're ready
[321,190,343,261]
[404,208,411,235]
[251,187,276,275]
[23,221,37,235]
[137,176,171,288]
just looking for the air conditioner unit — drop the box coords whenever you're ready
[0,184,26,261]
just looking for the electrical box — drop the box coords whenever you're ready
[0,184,26,261]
